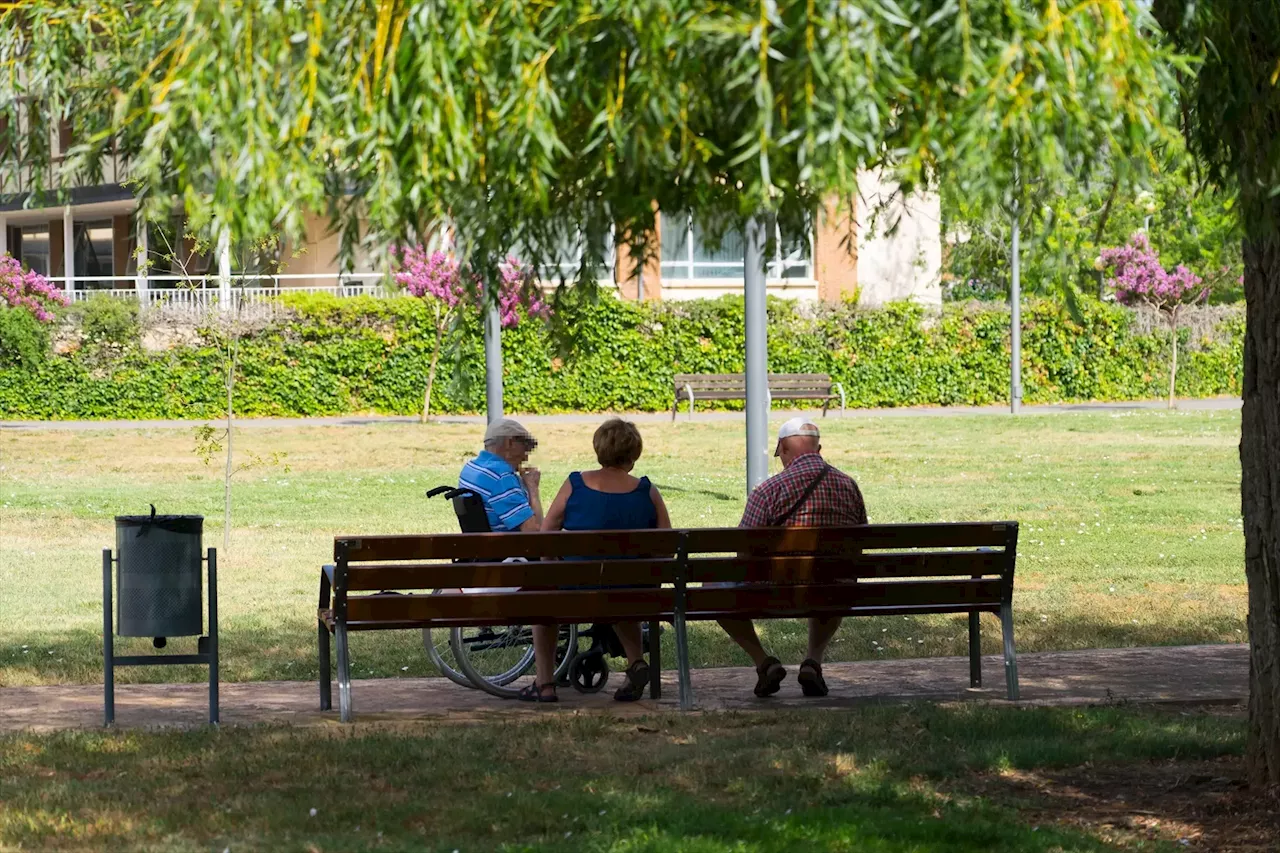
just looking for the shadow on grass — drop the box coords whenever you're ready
[653,482,739,502]
[0,705,1244,852]
[0,608,1248,688]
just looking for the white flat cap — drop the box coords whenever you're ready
[484,418,535,445]
[775,417,820,456]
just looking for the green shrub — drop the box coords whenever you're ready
[0,293,1244,420]
[72,295,140,348]
[0,306,50,369]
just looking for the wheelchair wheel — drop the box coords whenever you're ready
[423,590,501,689]
[453,623,579,699]
[569,652,611,693]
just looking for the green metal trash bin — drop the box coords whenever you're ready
[115,513,204,640]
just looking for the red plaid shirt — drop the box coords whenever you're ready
[740,453,868,528]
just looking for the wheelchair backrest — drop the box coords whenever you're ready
[451,490,492,533]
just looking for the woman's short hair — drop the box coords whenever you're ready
[594,418,644,468]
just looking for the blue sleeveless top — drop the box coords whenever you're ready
[562,472,658,531]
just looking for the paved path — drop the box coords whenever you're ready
[0,644,1246,732]
[0,398,1242,432]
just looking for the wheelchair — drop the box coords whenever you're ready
[422,485,653,699]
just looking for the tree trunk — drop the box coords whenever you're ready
[223,340,235,555]
[1241,231,1280,788]
[1168,312,1179,410]
[421,306,443,424]
[1093,178,1121,300]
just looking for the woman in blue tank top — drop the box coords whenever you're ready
[519,419,671,704]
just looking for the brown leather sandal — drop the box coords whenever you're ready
[798,659,829,697]
[614,660,650,702]
[516,682,559,703]
[754,656,786,697]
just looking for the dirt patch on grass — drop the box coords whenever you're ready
[965,754,1278,852]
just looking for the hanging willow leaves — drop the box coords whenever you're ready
[2,0,1178,295]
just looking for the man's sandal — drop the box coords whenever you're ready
[614,660,651,702]
[797,659,829,697]
[516,682,559,703]
[754,656,786,697]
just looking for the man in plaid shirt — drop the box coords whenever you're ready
[720,417,867,698]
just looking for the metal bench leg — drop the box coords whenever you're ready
[648,619,662,700]
[674,609,694,710]
[968,611,981,688]
[1000,602,1019,700]
[318,622,332,711]
[336,622,353,722]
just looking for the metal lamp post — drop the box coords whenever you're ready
[744,216,770,492]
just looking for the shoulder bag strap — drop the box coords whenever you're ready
[774,464,830,526]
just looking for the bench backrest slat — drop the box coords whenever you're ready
[344,577,1003,627]
[683,550,1005,584]
[673,373,832,394]
[684,578,1004,615]
[338,529,681,563]
[681,523,1013,555]
[346,588,677,626]
[344,558,678,591]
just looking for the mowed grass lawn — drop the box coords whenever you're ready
[0,704,1250,852]
[0,410,1246,687]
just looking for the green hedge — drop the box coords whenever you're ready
[0,293,1243,419]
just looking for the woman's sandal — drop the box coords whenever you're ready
[517,682,559,703]
[613,660,651,702]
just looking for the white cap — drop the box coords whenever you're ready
[484,418,536,447]
[775,417,820,456]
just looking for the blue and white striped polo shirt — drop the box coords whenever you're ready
[458,450,534,532]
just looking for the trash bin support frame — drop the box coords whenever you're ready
[102,547,219,726]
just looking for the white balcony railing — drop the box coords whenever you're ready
[48,269,618,309]
[47,273,387,309]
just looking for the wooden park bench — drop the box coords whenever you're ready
[672,373,847,420]
[317,522,1019,722]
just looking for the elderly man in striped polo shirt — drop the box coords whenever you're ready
[458,419,543,532]
[719,417,868,699]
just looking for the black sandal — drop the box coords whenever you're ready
[798,659,829,697]
[517,682,559,703]
[613,660,650,702]
[754,656,786,697]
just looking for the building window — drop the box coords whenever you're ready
[20,226,50,276]
[522,228,616,283]
[659,212,812,281]
[73,220,114,288]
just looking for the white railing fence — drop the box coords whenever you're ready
[50,270,618,311]
[51,273,388,309]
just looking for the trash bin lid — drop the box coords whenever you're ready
[115,514,204,534]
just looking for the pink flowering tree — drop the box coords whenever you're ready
[393,245,548,421]
[1100,233,1209,409]
[0,253,67,323]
